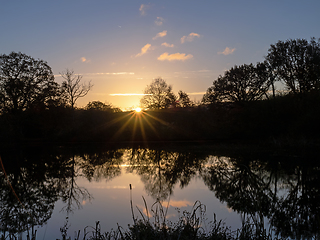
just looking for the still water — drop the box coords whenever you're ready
[1,144,319,239]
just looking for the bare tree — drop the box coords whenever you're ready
[140,78,176,110]
[60,69,93,109]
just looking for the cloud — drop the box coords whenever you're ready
[55,72,134,78]
[161,200,193,208]
[186,92,207,95]
[110,93,151,96]
[135,43,152,57]
[181,33,200,43]
[218,47,236,55]
[80,57,90,63]
[152,30,167,40]
[86,72,134,76]
[139,4,149,16]
[174,69,211,74]
[161,42,174,48]
[158,52,193,61]
[155,17,164,26]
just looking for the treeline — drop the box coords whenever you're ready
[1,38,320,145]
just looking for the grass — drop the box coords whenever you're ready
[55,187,286,240]
[1,199,287,240]
[0,185,288,240]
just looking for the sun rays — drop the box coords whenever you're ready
[101,109,172,142]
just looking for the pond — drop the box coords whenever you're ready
[1,143,319,239]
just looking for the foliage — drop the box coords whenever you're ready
[0,52,59,114]
[86,101,122,112]
[140,78,177,109]
[177,90,194,107]
[54,199,279,240]
[265,38,320,94]
[204,63,271,104]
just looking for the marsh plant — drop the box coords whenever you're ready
[57,187,282,240]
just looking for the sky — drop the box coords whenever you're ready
[1,0,320,110]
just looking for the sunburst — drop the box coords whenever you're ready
[134,107,142,113]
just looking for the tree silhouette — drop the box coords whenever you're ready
[0,52,59,114]
[60,69,93,110]
[201,86,217,105]
[140,78,176,110]
[208,63,271,103]
[177,90,194,108]
[86,100,121,112]
[265,38,320,94]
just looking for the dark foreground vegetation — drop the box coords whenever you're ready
[58,199,280,240]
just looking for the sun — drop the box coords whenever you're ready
[134,107,142,113]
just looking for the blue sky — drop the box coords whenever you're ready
[1,0,320,110]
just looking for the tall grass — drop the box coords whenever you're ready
[1,187,286,240]
[54,186,284,240]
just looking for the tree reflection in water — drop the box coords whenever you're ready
[200,154,320,239]
[0,149,67,239]
[0,145,320,239]
[0,147,125,239]
[126,148,207,201]
[79,148,124,182]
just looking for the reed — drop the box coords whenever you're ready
[55,196,281,240]
[3,186,285,240]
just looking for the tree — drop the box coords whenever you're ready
[201,86,217,105]
[140,78,177,110]
[60,69,93,109]
[85,100,122,112]
[177,90,194,108]
[207,63,271,103]
[265,38,320,94]
[0,52,58,114]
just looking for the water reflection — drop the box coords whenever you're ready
[0,149,66,238]
[0,145,319,239]
[126,148,207,201]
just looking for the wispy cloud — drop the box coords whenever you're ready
[155,17,164,26]
[110,93,152,96]
[218,47,236,55]
[161,42,174,48]
[152,30,167,40]
[88,72,135,75]
[174,69,211,74]
[158,52,193,61]
[187,92,206,95]
[139,4,150,16]
[135,43,152,57]
[181,33,200,43]
[80,57,90,63]
[55,72,134,78]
